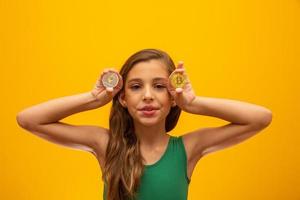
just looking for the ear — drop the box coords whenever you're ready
[171,97,176,107]
[118,91,127,108]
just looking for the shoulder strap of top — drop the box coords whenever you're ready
[178,135,191,184]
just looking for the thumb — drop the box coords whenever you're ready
[176,88,183,93]
[105,87,114,97]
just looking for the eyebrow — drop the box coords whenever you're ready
[127,77,168,84]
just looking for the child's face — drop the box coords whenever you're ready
[119,59,175,127]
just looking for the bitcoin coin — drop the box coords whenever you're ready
[101,71,119,88]
[169,71,186,88]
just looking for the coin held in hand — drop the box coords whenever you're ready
[169,71,187,88]
[101,71,119,89]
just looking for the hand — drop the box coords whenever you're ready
[167,61,196,110]
[91,68,123,106]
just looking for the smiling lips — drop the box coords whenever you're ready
[139,105,159,111]
[138,105,159,117]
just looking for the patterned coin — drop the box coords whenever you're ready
[101,71,119,88]
[169,71,186,88]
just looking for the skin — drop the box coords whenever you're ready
[17,57,272,179]
[118,59,177,151]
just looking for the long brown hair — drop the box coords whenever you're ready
[102,48,182,200]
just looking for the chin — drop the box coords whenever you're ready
[138,117,161,126]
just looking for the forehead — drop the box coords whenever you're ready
[126,59,169,83]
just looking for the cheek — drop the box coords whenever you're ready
[125,105,137,119]
[125,98,139,114]
[127,108,135,118]
[163,93,173,104]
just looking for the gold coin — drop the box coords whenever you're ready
[169,72,186,88]
[101,71,119,88]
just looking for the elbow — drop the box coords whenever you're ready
[261,109,273,127]
[253,109,273,128]
[16,113,32,129]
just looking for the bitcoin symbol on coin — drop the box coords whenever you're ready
[102,71,119,88]
[176,76,183,85]
[169,72,186,88]
[108,76,114,84]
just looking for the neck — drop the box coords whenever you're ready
[134,121,169,148]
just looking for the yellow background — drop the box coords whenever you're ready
[1,0,299,199]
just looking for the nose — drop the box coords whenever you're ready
[142,85,154,101]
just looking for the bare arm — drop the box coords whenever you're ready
[16,69,123,157]
[182,96,272,159]
[184,96,272,126]
[167,62,272,164]
[17,92,104,125]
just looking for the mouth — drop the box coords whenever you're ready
[138,107,159,117]
[139,109,158,117]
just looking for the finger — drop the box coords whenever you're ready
[108,68,117,73]
[119,76,124,89]
[176,67,189,79]
[95,78,103,88]
[117,72,123,81]
[176,88,183,93]
[177,61,184,68]
[106,87,114,96]
[175,68,185,73]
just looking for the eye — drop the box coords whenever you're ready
[130,84,140,90]
[155,84,166,89]
[129,84,166,91]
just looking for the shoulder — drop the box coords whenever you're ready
[93,127,110,158]
[180,131,205,164]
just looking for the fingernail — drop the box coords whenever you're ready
[176,88,183,93]
[106,87,113,92]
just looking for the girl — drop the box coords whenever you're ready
[16,48,273,200]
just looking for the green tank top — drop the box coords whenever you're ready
[103,135,191,200]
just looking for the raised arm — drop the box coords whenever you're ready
[16,69,123,159]
[167,62,272,163]
[182,96,272,160]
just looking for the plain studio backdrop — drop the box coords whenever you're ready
[1,0,299,199]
